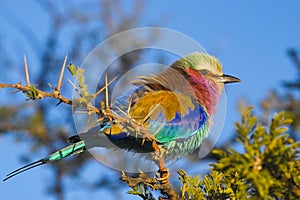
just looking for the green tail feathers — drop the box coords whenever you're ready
[3,141,86,181]
[46,141,86,162]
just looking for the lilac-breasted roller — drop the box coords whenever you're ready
[3,52,240,181]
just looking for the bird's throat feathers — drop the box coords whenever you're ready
[185,68,220,116]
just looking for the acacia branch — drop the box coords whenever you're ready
[0,83,72,104]
[121,171,181,200]
[0,57,103,115]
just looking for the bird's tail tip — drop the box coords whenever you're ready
[3,159,45,181]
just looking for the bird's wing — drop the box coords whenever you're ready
[68,119,155,153]
[129,90,208,143]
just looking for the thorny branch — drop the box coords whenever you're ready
[0,56,180,199]
[0,82,72,104]
[0,55,101,114]
[121,171,180,200]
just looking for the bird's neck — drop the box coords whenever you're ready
[185,68,220,116]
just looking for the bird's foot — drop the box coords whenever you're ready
[155,168,170,184]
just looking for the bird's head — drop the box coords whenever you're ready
[172,52,240,92]
[169,52,240,115]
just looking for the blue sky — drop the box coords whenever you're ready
[1,0,300,199]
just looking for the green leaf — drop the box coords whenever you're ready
[23,85,39,100]
[67,63,77,75]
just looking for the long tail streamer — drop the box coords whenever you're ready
[3,141,86,181]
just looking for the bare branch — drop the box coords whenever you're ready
[0,83,71,104]
[0,81,105,116]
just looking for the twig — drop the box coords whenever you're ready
[127,97,133,114]
[105,74,109,108]
[0,56,109,116]
[94,75,118,98]
[0,83,72,104]
[67,78,82,97]
[142,104,160,124]
[23,55,30,86]
[57,54,68,92]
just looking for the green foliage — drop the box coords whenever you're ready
[67,63,89,97]
[23,85,40,100]
[178,107,300,200]
[127,183,155,200]
[66,63,77,76]
[67,63,95,109]
[178,170,248,200]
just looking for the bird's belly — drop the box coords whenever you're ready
[161,124,210,159]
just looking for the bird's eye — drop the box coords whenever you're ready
[199,69,210,75]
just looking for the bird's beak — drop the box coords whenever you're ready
[217,74,241,84]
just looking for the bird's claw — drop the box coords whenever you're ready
[155,168,170,184]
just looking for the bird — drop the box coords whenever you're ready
[3,52,240,181]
